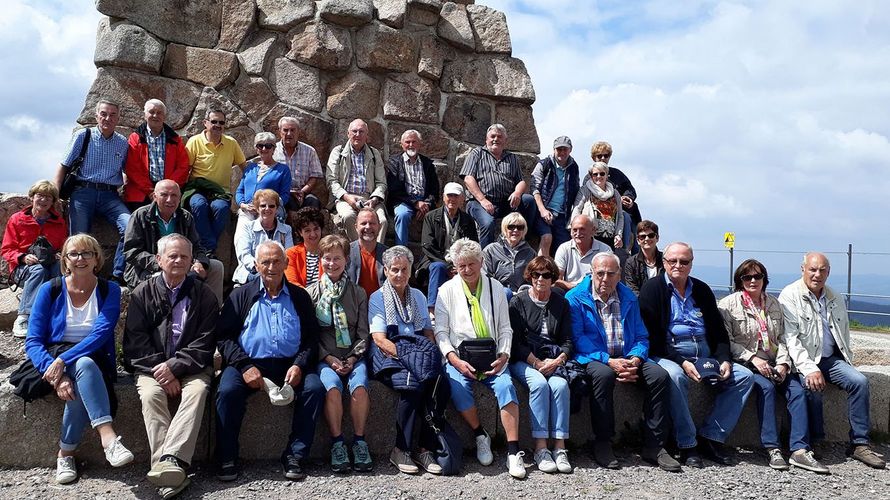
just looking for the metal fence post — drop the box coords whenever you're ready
[847,243,853,309]
[729,247,734,292]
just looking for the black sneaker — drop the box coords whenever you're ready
[283,455,306,481]
[216,461,238,482]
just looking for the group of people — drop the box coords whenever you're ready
[3,97,885,498]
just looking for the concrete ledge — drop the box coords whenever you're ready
[2,365,888,468]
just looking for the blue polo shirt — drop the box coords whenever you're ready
[61,127,128,186]
[665,273,705,339]
[546,162,567,213]
[238,280,302,359]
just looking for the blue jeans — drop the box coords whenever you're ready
[59,357,113,451]
[751,372,809,451]
[466,194,537,248]
[804,355,871,445]
[393,202,417,247]
[68,186,130,278]
[534,211,571,250]
[446,363,518,412]
[510,361,569,439]
[318,359,369,394]
[189,193,230,252]
[17,262,60,314]
[654,338,753,448]
[427,261,450,309]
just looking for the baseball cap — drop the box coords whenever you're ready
[443,182,464,196]
[553,136,572,149]
[693,357,721,383]
[263,377,294,406]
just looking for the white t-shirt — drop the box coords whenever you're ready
[553,238,612,284]
[61,288,99,343]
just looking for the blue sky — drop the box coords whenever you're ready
[2,0,889,286]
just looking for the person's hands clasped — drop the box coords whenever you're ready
[609,358,639,383]
[484,353,509,377]
[536,357,562,377]
[55,375,75,401]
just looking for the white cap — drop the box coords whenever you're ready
[443,182,464,196]
[263,377,294,406]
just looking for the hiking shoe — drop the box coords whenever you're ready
[507,451,527,479]
[159,477,190,499]
[352,440,373,472]
[789,449,830,474]
[283,455,306,481]
[104,436,134,467]
[331,441,351,473]
[849,444,886,469]
[534,448,558,473]
[554,448,573,473]
[390,447,419,474]
[216,461,238,481]
[593,441,619,469]
[56,456,77,484]
[767,448,789,471]
[12,314,28,338]
[475,433,493,466]
[415,450,442,475]
[642,446,682,472]
[147,455,186,487]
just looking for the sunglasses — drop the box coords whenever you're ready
[66,251,96,260]
[664,258,692,267]
[741,273,765,282]
[637,232,658,240]
[207,119,226,125]
[530,272,554,280]
[258,203,278,209]
[594,154,611,159]
[506,224,525,231]
[255,143,276,150]
[591,172,607,178]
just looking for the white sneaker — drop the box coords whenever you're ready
[507,451,527,479]
[56,456,77,484]
[12,314,28,338]
[104,436,134,467]
[553,448,573,473]
[534,448,558,473]
[475,434,493,466]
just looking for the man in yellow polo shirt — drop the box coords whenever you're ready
[185,109,246,253]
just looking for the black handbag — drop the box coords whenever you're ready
[60,128,91,200]
[457,338,497,373]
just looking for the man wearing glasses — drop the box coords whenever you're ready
[184,109,246,254]
[638,242,753,468]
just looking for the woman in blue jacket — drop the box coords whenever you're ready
[234,131,293,236]
[25,234,134,484]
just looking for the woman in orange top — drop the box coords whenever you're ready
[285,207,326,286]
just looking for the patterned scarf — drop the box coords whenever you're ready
[381,280,426,332]
[461,278,490,339]
[316,274,351,348]
[741,291,773,354]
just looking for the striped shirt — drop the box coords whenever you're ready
[403,153,425,198]
[146,128,166,182]
[346,149,368,195]
[273,141,322,190]
[459,146,521,202]
[594,289,624,357]
[61,127,128,186]
[305,252,320,287]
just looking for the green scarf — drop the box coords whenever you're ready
[316,274,351,348]
[462,278,490,339]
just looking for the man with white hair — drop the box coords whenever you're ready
[123,99,190,210]
[385,129,440,247]
[273,116,322,210]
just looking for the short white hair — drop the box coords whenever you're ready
[278,116,299,128]
[664,242,694,258]
[256,240,286,259]
[400,129,422,142]
[144,99,167,113]
[383,245,414,268]
[254,131,276,144]
[591,251,620,269]
[157,233,192,256]
[449,238,483,265]
[486,123,507,137]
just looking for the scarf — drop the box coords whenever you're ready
[316,274,351,348]
[741,291,773,354]
[381,280,427,332]
[585,177,615,201]
[461,278,490,339]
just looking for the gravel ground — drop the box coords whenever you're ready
[1,442,888,499]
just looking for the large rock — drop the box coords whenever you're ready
[495,103,540,154]
[326,72,381,120]
[237,31,282,76]
[269,57,324,112]
[382,74,440,124]
[94,18,165,74]
[373,0,407,28]
[417,35,450,80]
[466,4,511,54]
[286,20,353,71]
[437,2,475,51]
[217,0,257,51]
[355,22,417,73]
[407,0,443,25]
[180,87,250,139]
[78,68,202,129]
[161,44,239,89]
[226,75,280,124]
[440,54,535,103]
[442,95,491,144]
[96,0,220,48]
[260,104,335,162]
[255,0,315,31]
[319,0,374,27]
[386,122,450,159]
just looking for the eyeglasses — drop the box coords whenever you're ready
[664,258,692,268]
[637,232,657,240]
[594,270,619,278]
[741,273,764,282]
[591,172,607,178]
[530,272,554,280]
[66,251,96,260]
[207,119,226,125]
[506,224,525,231]
[255,143,276,150]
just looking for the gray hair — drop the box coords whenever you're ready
[383,245,414,268]
[95,99,120,114]
[802,252,830,267]
[254,132,276,145]
[256,240,286,259]
[486,123,507,137]
[449,238,483,265]
[156,233,192,256]
[400,129,423,142]
[591,161,610,175]
[278,116,299,128]
[591,251,620,269]
[570,213,595,229]
[144,99,167,113]
[664,241,694,258]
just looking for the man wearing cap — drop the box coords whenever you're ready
[460,123,536,248]
[554,214,611,291]
[638,242,753,468]
[123,233,218,498]
[532,136,580,257]
[779,252,886,469]
[418,182,478,315]
[566,252,679,472]
[215,241,324,482]
[273,116,323,211]
[385,129,440,247]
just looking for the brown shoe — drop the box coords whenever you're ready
[849,445,886,469]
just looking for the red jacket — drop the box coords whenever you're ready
[1,207,67,273]
[123,123,190,203]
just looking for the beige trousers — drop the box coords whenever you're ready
[135,371,211,466]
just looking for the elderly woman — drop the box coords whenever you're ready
[571,161,624,251]
[434,238,525,478]
[24,234,133,484]
[234,132,292,237]
[623,220,664,296]
[285,207,326,287]
[306,235,371,473]
[233,189,294,285]
[718,259,828,473]
[508,256,573,473]
[2,180,67,338]
[482,213,536,299]
[369,245,443,475]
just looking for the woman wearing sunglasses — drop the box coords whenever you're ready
[718,259,828,474]
[233,189,294,285]
[623,220,664,296]
[482,213,536,300]
[234,132,293,237]
[570,162,625,252]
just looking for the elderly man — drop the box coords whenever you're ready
[347,207,387,298]
[385,129,440,247]
[123,99,190,211]
[54,99,130,282]
[326,119,387,242]
[123,234,218,499]
[554,214,611,291]
[215,241,324,481]
[639,242,753,468]
[123,180,224,304]
[566,253,679,472]
[779,252,885,469]
[184,108,246,253]
[460,123,536,248]
[273,116,323,211]
[418,182,478,314]
[532,136,580,257]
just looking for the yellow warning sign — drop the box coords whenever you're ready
[724,232,735,249]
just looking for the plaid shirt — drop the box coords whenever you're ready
[273,141,322,189]
[61,127,128,186]
[403,152,425,198]
[594,289,624,357]
[146,128,166,182]
[346,149,368,195]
